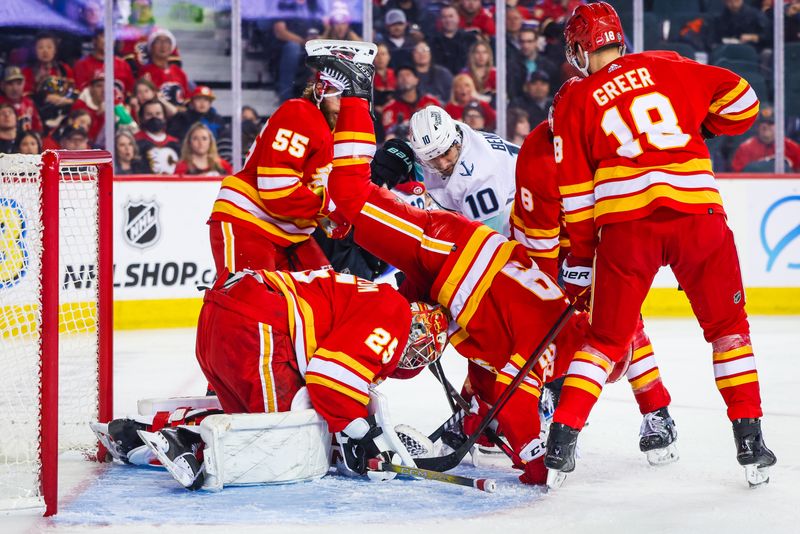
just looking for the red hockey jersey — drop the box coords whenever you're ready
[209,98,335,247]
[552,51,759,260]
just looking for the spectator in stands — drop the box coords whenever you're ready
[60,125,90,151]
[509,70,552,129]
[507,107,532,146]
[506,5,526,48]
[0,67,43,133]
[241,106,262,155]
[139,28,191,106]
[461,100,487,131]
[135,99,181,174]
[114,130,149,175]
[789,0,800,42]
[15,131,42,155]
[0,104,18,153]
[510,28,559,99]
[322,1,361,41]
[445,73,496,130]
[381,65,441,135]
[413,41,453,103]
[431,4,476,75]
[272,0,325,101]
[43,108,93,150]
[462,40,496,103]
[711,0,772,51]
[74,29,135,95]
[529,0,581,24]
[731,109,800,172]
[174,122,234,176]
[130,78,178,124]
[168,86,227,142]
[383,0,421,27]
[72,69,106,146]
[374,43,396,113]
[457,0,495,37]
[382,9,415,70]
[22,32,75,97]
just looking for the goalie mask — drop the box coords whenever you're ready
[391,302,449,379]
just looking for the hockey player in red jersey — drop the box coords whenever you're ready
[544,2,775,487]
[513,116,678,465]
[319,56,587,486]
[207,45,376,273]
[96,268,449,489]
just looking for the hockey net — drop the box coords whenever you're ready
[0,150,112,515]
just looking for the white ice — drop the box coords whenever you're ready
[6,316,800,534]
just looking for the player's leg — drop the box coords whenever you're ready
[669,213,775,485]
[208,220,279,274]
[625,317,678,465]
[546,219,661,479]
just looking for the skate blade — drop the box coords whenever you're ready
[90,422,123,462]
[645,444,679,466]
[744,464,770,488]
[138,430,203,490]
[546,468,567,489]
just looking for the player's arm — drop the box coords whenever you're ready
[256,111,331,221]
[512,123,563,279]
[699,64,760,138]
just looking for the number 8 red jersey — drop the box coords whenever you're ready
[552,50,759,260]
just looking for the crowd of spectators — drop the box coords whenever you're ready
[1,0,798,175]
[0,24,258,177]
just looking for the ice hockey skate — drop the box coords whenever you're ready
[90,419,154,466]
[544,423,580,488]
[639,407,679,466]
[138,427,205,491]
[732,418,777,488]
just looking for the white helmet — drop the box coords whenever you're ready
[409,105,460,161]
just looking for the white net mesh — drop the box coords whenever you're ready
[0,154,101,511]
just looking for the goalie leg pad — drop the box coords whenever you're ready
[199,409,332,490]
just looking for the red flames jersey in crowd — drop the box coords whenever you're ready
[552,51,759,261]
[209,98,334,248]
[196,269,411,433]
[328,97,586,452]
[511,120,569,279]
[73,54,135,93]
[381,94,441,130]
[138,62,190,103]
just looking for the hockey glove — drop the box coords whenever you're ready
[335,415,399,481]
[462,396,499,449]
[319,210,352,239]
[517,436,547,485]
[371,139,416,189]
[560,255,593,312]
[306,55,375,103]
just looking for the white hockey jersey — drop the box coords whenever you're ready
[416,122,518,235]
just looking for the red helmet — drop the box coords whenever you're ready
[548,76,581,133]
[564,2,625,76]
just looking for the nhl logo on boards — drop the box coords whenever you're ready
[123,199,161,249]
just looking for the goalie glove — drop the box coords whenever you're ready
[306,54,375,103]
[560,254,593,312]
[371,138,416,189]
[335,415,400,481]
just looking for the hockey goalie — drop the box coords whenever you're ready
[93,268,448,491]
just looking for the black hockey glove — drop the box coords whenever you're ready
[306,54,375,102]
[371,139,416,189]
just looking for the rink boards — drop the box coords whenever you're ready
[109,175,800,329]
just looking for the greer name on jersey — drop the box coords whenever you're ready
[417,122,518,235]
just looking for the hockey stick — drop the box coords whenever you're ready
[415,303,575,473]
[368,458,496,493]
[427,361,521,467]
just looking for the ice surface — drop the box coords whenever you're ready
[7,317,800,534]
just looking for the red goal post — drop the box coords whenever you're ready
[0,150,113,516]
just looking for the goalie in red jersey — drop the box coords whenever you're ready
[318,55,587,486]
[543,2,775,487]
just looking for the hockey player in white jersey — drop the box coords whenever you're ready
[408,105,518,235]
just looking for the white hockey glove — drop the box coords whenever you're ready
[335,415,400,481]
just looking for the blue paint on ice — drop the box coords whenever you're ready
[55,463,545,525]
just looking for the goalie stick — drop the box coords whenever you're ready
[427,361,522,467]
[415,304,576,472]
[367,458,496,493]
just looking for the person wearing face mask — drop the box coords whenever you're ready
[134,98,181,174]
